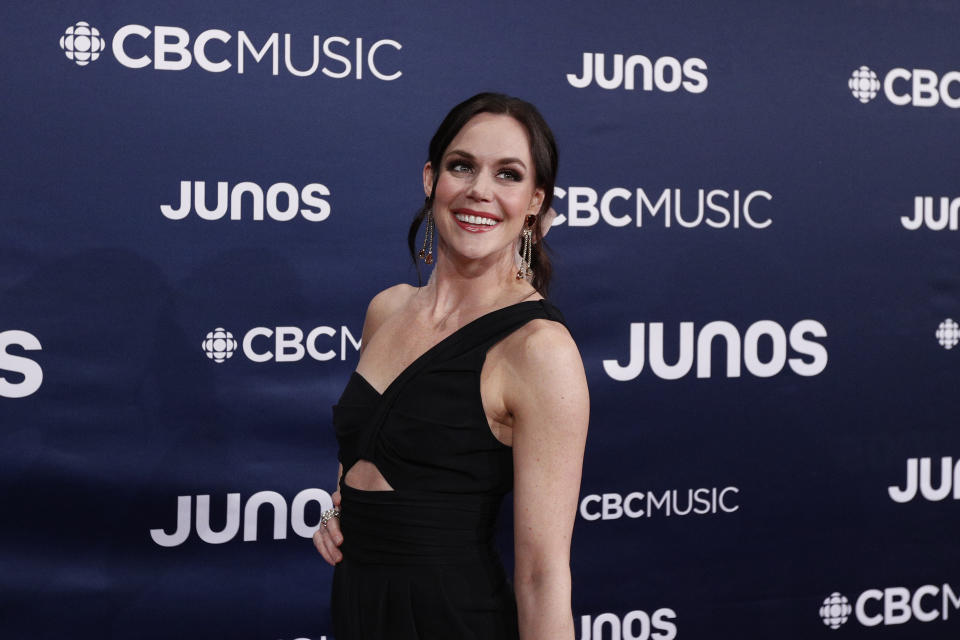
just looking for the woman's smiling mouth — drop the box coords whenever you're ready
[453,209,501,230]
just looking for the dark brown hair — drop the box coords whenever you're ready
[407,92,559,295]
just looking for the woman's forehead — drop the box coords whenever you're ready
[446,113,531,163]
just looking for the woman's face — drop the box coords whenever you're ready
[424,113,544,268]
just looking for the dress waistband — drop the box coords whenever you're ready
[338,483,505,566]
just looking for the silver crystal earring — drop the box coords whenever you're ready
[418,208,434,265]
[516,214,535,280]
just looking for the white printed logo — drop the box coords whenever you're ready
[903,196,960,231]
[551,187,772,229]
[60,22,106,67]
[820,592,852,629]
[603,320,828,381]
[849,66,880,103]
[0,330,43,398]
[567,52,707,94]
[151,488,334,547]
[202,328,238,363]
[579,608,677,640]
[579,487,739,521]
[203,325,361,364]
[936,319,959,350]
[852,64,960,108]
[161,181,331,222]
[888,457,960,503]
[61,21,401,79]
[822,584,960,628]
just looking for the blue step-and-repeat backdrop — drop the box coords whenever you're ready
[2,2,958,638]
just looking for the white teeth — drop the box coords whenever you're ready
[456,213,498,226]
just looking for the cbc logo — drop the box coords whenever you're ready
[151,488,334,547]
[936,319,960,350]
[0,330,43,399]
[848,66,880,103]
[202,328,237,363]
[580,487,739,521]
[819,584,960,628]
[888,456,960,503]
[60,22,401,80]
[580,608,677,640]
[567,51,707,94]
[850,65,960,108]
[59,21,106,67]
[550,187,772,229]
[819,593,852,629]
[203,325,360,363]
[162,181,331,222]
[603,319,828,381]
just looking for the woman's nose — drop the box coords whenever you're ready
[466,172,494,201]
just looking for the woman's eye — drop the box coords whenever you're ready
[447,161,472,173]
[497,169,522,181]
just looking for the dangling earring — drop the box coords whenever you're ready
[516,214,535,280]
[418,208,434,265]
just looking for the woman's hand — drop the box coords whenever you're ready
[313,476,344,565]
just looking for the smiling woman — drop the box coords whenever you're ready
[313,93,589,640]
[409,93,559,294]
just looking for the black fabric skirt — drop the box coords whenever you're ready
[331,483,519,640]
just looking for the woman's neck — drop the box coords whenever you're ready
[418,244,536,325]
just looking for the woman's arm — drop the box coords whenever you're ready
[508,321,590,640]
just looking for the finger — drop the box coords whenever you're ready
[325,518,344,546]
[323,527,343,564]
[312,529,332,562]
[313,528,342,565]
[332,491,341,508]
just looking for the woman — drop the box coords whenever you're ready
[313,93,589,639]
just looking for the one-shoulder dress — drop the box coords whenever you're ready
[331,299,565,640]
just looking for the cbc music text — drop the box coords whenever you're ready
[151,489,334,547]
[567,51,707,93]
[889,457,960,503]
[162,181,330,222]
[111,25,400,78]
[604,320,828,381]
[902,196,960,230]
[550,187,772,229]
[580,487,738,521]
[0,330,42,399]
[580,608,677,640]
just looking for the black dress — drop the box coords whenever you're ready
[331,300,565,640]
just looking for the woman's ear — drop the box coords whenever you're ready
[529,187,545,214]
[423,162,434,199]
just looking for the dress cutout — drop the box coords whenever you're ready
[331,299,565,639]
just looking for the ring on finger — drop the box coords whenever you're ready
[320,508,341,528]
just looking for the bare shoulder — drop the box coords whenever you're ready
[500,317,589,422]
[361,284,416,346]
[508,318,583,376]
[366,283,415,320]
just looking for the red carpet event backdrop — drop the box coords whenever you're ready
[1,2,958,639]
